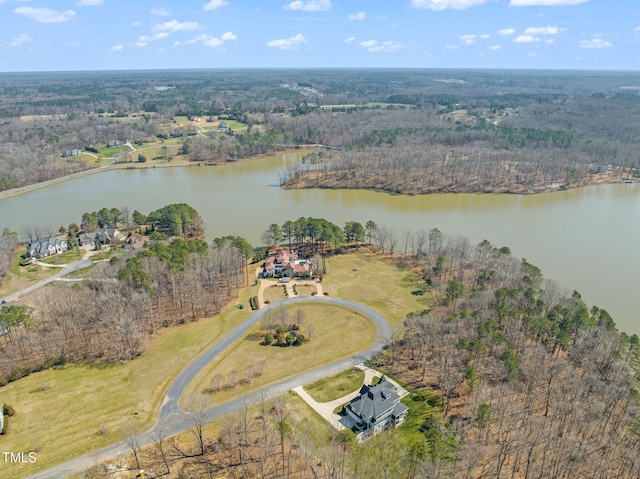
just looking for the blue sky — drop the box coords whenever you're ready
[0,0,638,72]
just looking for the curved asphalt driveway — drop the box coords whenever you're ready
[0,259,94,304]
[25,296,391,479]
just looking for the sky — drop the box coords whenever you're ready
[0,0,639,72]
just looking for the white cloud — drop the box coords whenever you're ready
[580,38,612,49]
[445,45,460,50]
[515,35,539,43]
[344,36,356,44]
[545,39,554,44]
[489,45,502,50]
[203,0,228,11]
[186,32,237,46]
[14,7,76,23]
[135,32,169,47]
[77,0,102,5]
[359,40,378,48]
[358,39,403,52]
[411,0,488,11]
[480,34,490,39]
[9,34,30,47]
[460,34,476,45]
[267,33,308,50]
[283,0,331,12]
[348,11,365,21]
[527,52,538,57]
[498,28,516,35]
[131,21,141,27]
[510,0,589,5]
[524,26,564,35]
[150,8,170,16]
[204,37,223,47]
[185,34,208,45]
[153,20,200,32]
[110,44,123,52]
[634,26,640,32]
[368,41,404,52]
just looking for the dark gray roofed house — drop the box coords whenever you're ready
[217,121,228,131]
[26,237,69,260]
[95,228,125,245]
[106,140,123,148]
[78,232,97,248]
[345,379,408,441]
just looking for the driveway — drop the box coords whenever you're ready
[292,364,408,431]
[25,296,392,479]
[0,259,94,304]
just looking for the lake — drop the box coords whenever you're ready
[1,154,638,334]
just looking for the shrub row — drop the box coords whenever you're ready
[249,296,259,310]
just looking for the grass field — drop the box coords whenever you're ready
[303,368,365,403]
[323,252,431,326]
[0,250,61,298]
[0,282,260,479]
[39,247,84,265]
[293,284,316,297]
[264,283,287,303]
[182,303,376,408]
[94,144,132,159]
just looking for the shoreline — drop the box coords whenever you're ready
[2,154,638,202]
[0,151,303,202]
[281,175,639,196]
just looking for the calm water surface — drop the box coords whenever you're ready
[1,154,638,334]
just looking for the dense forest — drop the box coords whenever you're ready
[1,69,639,193]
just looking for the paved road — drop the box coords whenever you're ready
[25,296,391,479]
[0,259,94,304]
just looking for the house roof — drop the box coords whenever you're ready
[347,379,401,424]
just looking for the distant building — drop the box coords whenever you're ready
[79,228,125,248]
[106,140,123,148]
[345,379,408,441]
[125,233,151,251]
[95,228,126,245]
[78,232,97,248]
[217,121,229,131]
[62,149,82,157]
[263,250,312,278]
[26,237,68,260]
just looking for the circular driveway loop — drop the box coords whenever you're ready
[25,296,391,479]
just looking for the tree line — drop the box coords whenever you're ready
[0,233,249,385]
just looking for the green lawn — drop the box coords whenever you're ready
[264,283,287,303]
[94,144,132,159]
[0,282,260,479]
[182,303,376,408]
[39,247,84,265]
[323,252,432,325]
[293,284,316,297]
[221,119,248,132]
[303,367,365,403]
[0,250,61,298]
